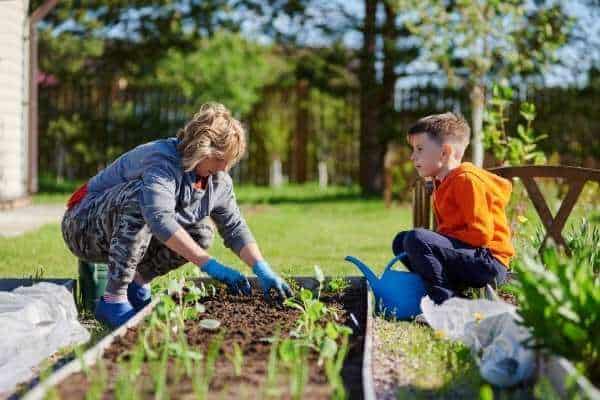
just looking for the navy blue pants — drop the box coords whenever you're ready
[392,228,507,304]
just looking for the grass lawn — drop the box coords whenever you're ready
[2,181,596,398]
[1,184,411,278]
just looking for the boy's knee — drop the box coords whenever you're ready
[392,231,409,255]
[403,228,432,253]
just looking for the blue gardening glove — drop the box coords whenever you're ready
[200,258,252,295]
[253,260,293,302]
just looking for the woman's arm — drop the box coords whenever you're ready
[164,227,211,266]
[239,242,265,267]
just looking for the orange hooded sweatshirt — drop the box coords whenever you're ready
[433,162,515,267]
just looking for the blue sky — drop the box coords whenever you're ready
[240,0,599,88]
[50,0,599,88]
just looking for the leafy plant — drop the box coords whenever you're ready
[483,84,548,166]
[325,277,350,296]
[513,242,599,383]
[565,220,600,274]
[284,288,328,343]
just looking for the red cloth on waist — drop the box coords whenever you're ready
[67,175,206,210]
[66,182,89,210]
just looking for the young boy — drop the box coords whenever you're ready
[393,112,514,304]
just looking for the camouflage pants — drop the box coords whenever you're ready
[61,180,214,296]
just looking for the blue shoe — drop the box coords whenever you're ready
[95,297,136,328]
[127,281,152,310]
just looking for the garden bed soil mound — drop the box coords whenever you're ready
[54,287,366,399]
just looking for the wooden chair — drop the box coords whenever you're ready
[412,165,600,256]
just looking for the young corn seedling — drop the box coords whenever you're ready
[191,331,224,398]
[114,363,138,400]
[282,341,309,400]
[113,339,147,400]
[225,343,244,377]
[264,333,282,398]
[84,357,108,400]
[151,343,170,400]
[324,334,350,400]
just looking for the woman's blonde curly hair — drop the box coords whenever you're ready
[177,102,246,172]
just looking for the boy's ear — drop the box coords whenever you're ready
[442,143,453,160]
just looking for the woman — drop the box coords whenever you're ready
[62,103,292,327]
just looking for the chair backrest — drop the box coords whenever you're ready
[412,165,600,255]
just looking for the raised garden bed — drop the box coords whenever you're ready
[0,278,76,293]
[24,276,374,400]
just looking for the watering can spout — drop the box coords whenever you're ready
[344,255,379,290]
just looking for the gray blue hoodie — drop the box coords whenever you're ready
[86,137,254,254]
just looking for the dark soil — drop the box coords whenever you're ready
[54,286,366,399]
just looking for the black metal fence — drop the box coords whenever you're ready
[39,82,599,184]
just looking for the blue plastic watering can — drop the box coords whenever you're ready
[345,253,426,320]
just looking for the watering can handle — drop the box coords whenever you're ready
[384,253,406,273]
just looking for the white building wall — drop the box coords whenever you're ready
[0,0,30,200]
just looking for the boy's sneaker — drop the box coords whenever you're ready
[127,281,152,310]
[95,297,136,328]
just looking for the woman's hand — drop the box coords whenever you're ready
[200,259,251,295]
[253,260,293,302]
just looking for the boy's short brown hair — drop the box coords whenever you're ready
[408,112,470,159]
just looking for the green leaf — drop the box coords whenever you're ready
[320,338,338,360]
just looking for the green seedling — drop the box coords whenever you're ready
[326,277,350,295]
[114,363,138,400]
[184,282,206,303]
[84,357,108,400]
[192,331,225,398]
[264,331,281,398]
[167,277,185,297]
[151,344,170,400]
[278,336,311,398]
[285,288,328,342]
[282,273,301,294]
[324,334,349,400]
[225,343,244,377]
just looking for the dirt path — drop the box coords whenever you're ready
[0,204,65,237]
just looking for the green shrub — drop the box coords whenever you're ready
[513,221,599,384]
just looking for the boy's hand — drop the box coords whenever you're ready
[253,260,293,302]
[200,259,252,295]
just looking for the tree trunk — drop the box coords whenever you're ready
[379,1,398,200]
[292,79,309,183]
[359,0,381,194]
[470,84,485,166]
